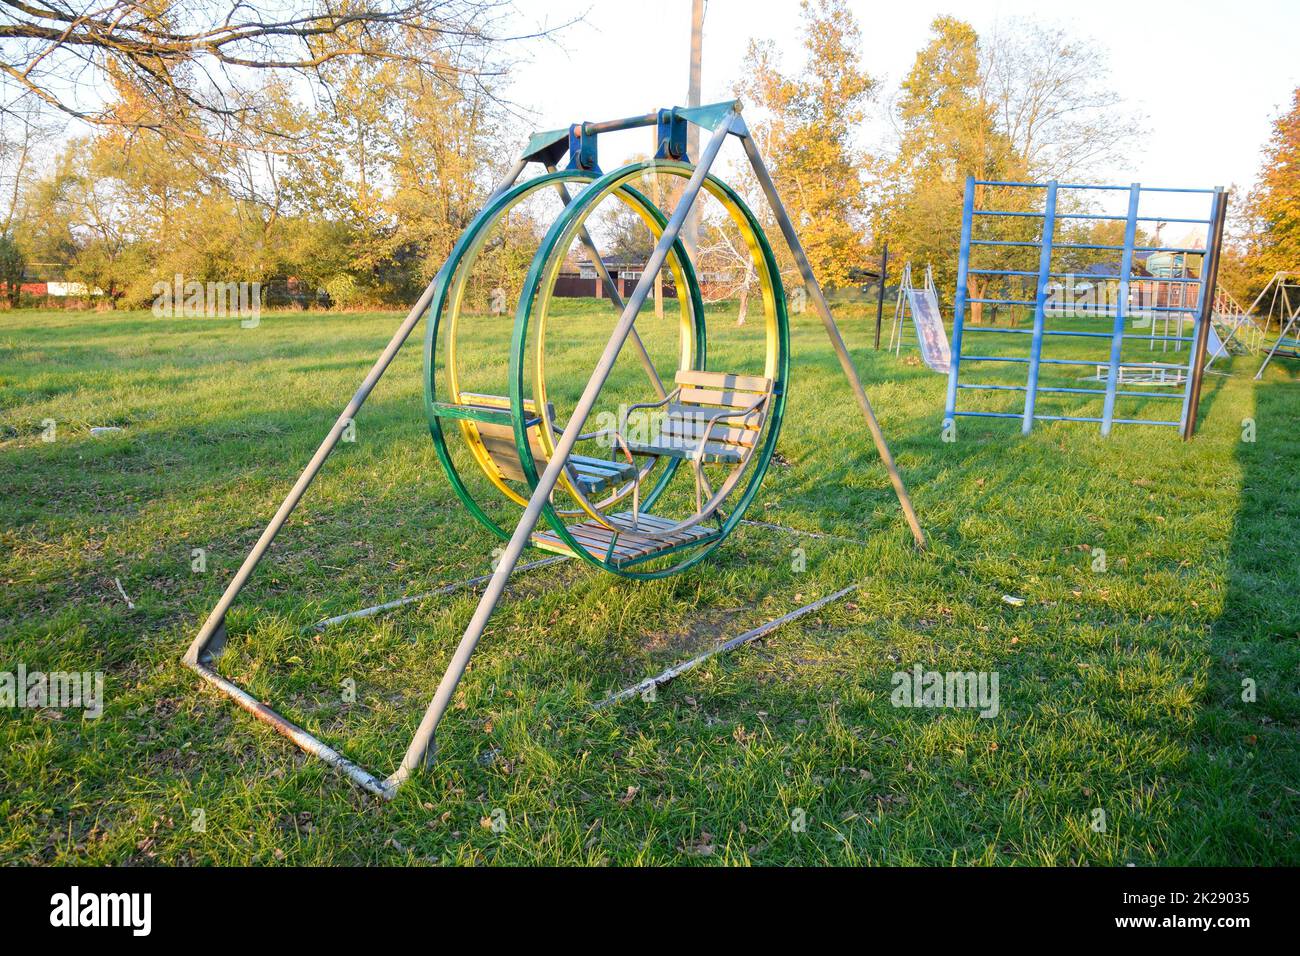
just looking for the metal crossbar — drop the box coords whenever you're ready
[944,176,1228,438]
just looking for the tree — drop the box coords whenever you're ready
[697,214,758,324]
[18,137,157,302]
[875,17,1025,323]
[0,230,22,306]
[0,97,57,233]
[736,0,875,290]
[0,1,544,149]
[7,21,518,311]
[983,23,1137,180]
[873,16,1135,323]
[1243,88,1300,295]
[282,40,504,305]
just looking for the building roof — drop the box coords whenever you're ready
[1078,261,1153,278]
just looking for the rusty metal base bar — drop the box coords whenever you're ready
[185,659,396,798]
[594,583,860,709]
[190,553,573,800]
[307,555,569,632]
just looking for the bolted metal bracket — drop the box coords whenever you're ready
[565,123,600,173]
[677,99,743,133]
[185,617,227,667]
[655,109,689,161]
[204,619,227,662]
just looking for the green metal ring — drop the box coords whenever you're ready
[423,170,702,541]
[510,160,789,579]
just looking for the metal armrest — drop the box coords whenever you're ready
[621,387,681,431]
[577,427,636,465]
[699,392,769,427]
[686,392,770,461]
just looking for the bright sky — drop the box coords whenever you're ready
[505,0,1299,197]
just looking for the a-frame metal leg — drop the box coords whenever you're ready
[547,171,667,400]
[382,112,741,791]
[737,129,927,550]
[180,161,530,798]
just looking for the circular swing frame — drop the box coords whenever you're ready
[424,160,790,578]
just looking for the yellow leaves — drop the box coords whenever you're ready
[1246,88,1300,277]
[738,0,873,291]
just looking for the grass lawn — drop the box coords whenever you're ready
[1,302,1297,865]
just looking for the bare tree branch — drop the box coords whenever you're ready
[0,1,568,147]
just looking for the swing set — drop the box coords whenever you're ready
[182,101,926,798]
[1249,271,1300,379]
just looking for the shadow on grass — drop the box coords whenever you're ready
[1180,366,1300,862]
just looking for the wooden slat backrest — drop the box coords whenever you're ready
[664,371,771,453]
[460,393,553,480]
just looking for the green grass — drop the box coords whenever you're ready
[1,302,1297,865]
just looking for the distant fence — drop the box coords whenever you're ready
[553,272,679,299]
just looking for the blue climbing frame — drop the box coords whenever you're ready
[943,177,1228,439]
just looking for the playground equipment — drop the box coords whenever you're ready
[182,101,926,798]
[1251,271,1300,378]
[1207,286,1264,363]
[944,177,1228,439]
[889,263,951,373]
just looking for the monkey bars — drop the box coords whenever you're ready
[944,176,1228,439]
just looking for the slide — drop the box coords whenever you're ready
[906,286,952,374]
[1206,322,1228,361]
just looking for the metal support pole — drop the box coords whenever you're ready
[739,132,926,550]
[944,177,975,426]
[183,159,529,669]
[683,0,704,264]
[547,172,666,399]
[874,242,888,349]
[1210,283,1262,363]
[1182,188,1228,439]
[1021,181,1059,435]
[1100,184,1142,436]
[890,262,910,356]
[385,114,738,791]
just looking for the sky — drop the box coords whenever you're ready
[502,0,1299,200]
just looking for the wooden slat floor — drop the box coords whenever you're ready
[531,510,718,566]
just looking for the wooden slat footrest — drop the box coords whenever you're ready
[532,511,719,567]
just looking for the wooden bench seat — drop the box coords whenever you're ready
[623,371,770,465]
[620,369,772,514]
[532,511,720,567]
[449,393,638,496]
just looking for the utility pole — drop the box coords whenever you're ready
[684,0,704,265]
[651,169,665,318]
[873,242,889,349]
